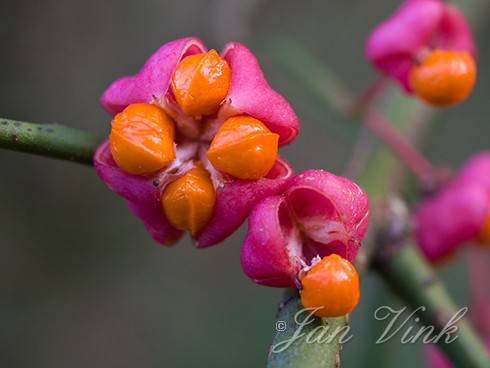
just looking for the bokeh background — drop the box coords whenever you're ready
[1,0,489,366]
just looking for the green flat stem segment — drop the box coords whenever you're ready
[267,289,347,368]
[0,117,101,165]
[374,243,490,368]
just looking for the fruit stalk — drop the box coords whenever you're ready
[374,243,490,368]
[0,117,101,165]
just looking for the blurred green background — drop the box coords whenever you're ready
[1,0,489,366]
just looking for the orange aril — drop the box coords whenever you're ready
[300,254,360,317]
[109,103,175,175]
[171,49,231,117]
[207,115,279,180]
[409,50,476,107]
[161,165,216,235]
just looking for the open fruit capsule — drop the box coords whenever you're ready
[207,115,279,180]
[409,50,476,107]
[161,165,216,235]
[171,49,231,117]
[300,254,360,317]
[109,103,175,175]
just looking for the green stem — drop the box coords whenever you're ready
[267,289,347,368]
[0,117,101,165]
[374,243,490,368]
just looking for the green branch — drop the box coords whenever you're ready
[267,289,347,368]
[374,243,490,367]
[0,117,101,165]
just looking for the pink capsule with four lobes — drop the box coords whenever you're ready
[94,38,299,247]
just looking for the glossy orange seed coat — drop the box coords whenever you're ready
[478,214,490,246]
[109,103,175,175]
[171,49,231,117]
[161,166,216,235]
[300,254,360,317]
[409,50,476,107]
[207,116,279,180]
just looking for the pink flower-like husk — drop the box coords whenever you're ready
[94,140,294,247]
[100,38,207,116]
[241,170,369,288]
[97,38,300,246]
[219,42,299,145]
[94,140,184,245]
[414,183,487,262]
[366,0,475,91]
[195,159,294,248]
[414,152,490,262]
[454,152,490,188]
[100,38,299,146]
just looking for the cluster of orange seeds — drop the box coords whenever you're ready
[108,50,279,235]
[300,254,360,317]
[409,49,476,107]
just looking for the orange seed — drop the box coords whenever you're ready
[161,165,216,235]
[207,115,279,180]
[300,254,360,318]
[109,103,175,175]
[409,50,476,107]
[171,49,231,117]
